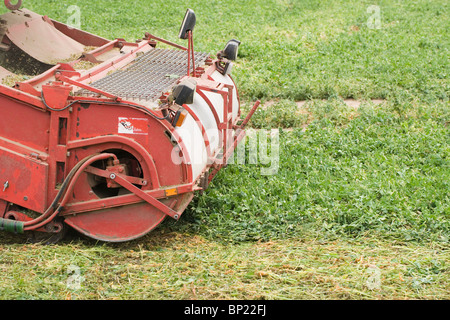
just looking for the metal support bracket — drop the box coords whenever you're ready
[109,173,181,220]
[55,73,122,101]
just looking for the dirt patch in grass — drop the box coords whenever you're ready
[245,98,386,130]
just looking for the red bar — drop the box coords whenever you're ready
[76,40,153,82]
[62,183,196,216]
[56,74,120,100]
[240,100,261,128]
[145,33,187,51]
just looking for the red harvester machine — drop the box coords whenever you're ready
[0,1,259,242]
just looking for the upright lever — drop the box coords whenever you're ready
[4,0,22,11]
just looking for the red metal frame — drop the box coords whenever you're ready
[0,7,259,242]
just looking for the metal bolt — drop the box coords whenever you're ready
[3,181,9,192]
[174,214,179,220]
[109,173,116,180]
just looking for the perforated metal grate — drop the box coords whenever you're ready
[78,48,209,101]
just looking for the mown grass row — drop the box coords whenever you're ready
[5,0,448,103]
[1,232,449,299]
[165,99,449,244]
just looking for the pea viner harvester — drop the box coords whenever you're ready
[0,1,259,242]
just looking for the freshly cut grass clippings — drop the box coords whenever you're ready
[1,74,30,87]
[0,232,448,300]
[72,59,97,70]
[83,46,97,53]
[47,53,83,65]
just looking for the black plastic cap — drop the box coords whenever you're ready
[223,39,241,61]
[173,79,197,105]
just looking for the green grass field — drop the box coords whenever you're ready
[0,0,448,300]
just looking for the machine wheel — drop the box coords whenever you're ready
[64,202,169,242]
[61,145,193,242]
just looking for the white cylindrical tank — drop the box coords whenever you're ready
[174,70,240,182]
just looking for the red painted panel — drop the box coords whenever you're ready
[64,202,166,242]
[73,103,186,187]
[0,147,48,213]
[0,96,50,152]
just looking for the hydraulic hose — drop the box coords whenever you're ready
[23,153,118,231]
[0,154,102,234]
[23,154,99,226]
[0,153,118,233]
